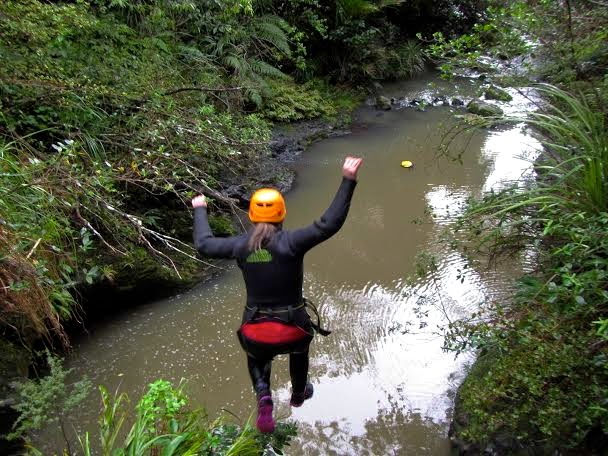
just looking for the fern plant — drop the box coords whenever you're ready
[213,14,293,107]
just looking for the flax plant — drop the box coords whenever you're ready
[458,84,607,261]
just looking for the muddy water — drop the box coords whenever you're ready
[53,76,541,455]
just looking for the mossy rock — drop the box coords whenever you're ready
[112,247,199,292]
[466,100,503,117]
[482,85,513,102]
[375,96,392,110]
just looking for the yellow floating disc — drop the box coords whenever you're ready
[400,160,413,168]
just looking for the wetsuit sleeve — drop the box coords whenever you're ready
[193,207,239,259]
[287,177,357,254]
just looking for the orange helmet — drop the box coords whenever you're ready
[249,188,286,223]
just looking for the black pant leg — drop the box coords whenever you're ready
[289,349,309,394]
[247,354,272,398]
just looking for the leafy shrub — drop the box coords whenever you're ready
[328,20,428,83]
[262,80,336,122]
[424,4,532,78]
[8,351,92,446]
[445,86,608,450]
[9,362,297,455]
[0,0,282,345]
[77,379,297,456]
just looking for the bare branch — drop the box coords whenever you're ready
[102,203,222,270]
[25,238,42,259]
[162,86,245,96]
[75,207,127,256]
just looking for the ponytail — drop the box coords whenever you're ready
[247,223,279,252]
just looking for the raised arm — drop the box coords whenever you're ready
[287,156,363,254]
[192,195,240,259]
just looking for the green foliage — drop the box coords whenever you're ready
[208,215,238,236]
[456,325,608,447]
[75,379,297,456]
[8,351,92,443]
[329,23,428,83]
[519,0,608,84]
[262,80,337,122]
[335,0,379,23]
[258,0,456,83]
[0,142,76,345]
[424,3,532,78]
[7,351,297,454]
[0,0,282,344]
[426,1,608,84]
[444,86,608,449]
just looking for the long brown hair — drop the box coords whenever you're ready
[247,222,279,252]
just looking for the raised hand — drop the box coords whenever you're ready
[191,195,207,208]
[342,156,364,181]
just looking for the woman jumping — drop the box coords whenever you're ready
[192,156,363,433]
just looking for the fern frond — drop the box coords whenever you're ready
[178,45,211,63]
[245,87,263,108]
[336,0,378,22]
[251,16,291,56]
[249,59,287,79]
[214,34,239,57]
[223,55,249,75]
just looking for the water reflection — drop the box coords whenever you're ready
[482,125,542,192]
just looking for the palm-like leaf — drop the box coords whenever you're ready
[250,15,291,56]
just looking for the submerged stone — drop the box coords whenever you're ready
[466,100,504,117]
[375,96,391,110]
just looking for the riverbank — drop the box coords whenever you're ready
[428,2,608,453]
[452,88,608,453]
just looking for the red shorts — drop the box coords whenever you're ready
[240,321,309,344]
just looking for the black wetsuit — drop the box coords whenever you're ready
[193,176,357,397]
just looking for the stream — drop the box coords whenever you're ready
[47,73,541,455]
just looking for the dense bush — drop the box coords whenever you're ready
[425,0,608,85]
[445,85,608,450]
[254,0,489,83]
[0,0,282,347]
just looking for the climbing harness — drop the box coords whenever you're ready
[244,298,331,337]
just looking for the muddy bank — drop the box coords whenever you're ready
[224,118,353,203]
